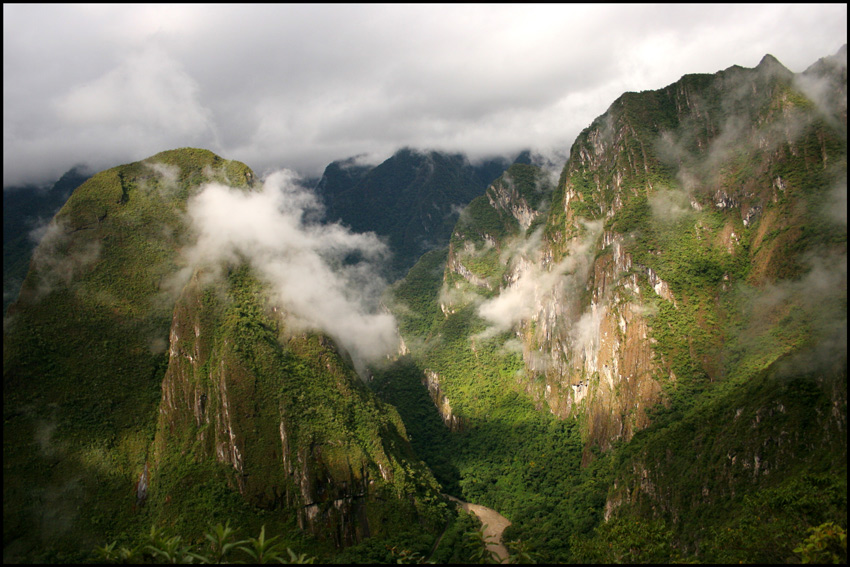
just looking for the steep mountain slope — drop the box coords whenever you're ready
[386,47,846,562]
[3,149,256,561]
[3,148,447,562]
[527,49,846,454]
[314,148,512,279]
[153,265,446,547]
[3,166,92,314]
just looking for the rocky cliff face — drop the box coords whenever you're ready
[383,49,845,562]
[421,369,467,432]
[3,149,257,561]
[432,158,669,457]
[528,49,845,455]
[412,48,847,464]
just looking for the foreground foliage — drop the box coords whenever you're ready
[96,522,316,564]
[95,516,543,564]
[794,522,847,564]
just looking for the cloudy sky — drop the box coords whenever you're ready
[3,4,847,187]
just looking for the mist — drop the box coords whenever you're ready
[182,170,399,376]
[28,218,102,299]
[477,220,602,339]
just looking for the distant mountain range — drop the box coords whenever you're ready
[312,147,523,279]
[3,166,92,313]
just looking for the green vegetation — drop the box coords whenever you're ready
[574,356,847,563]
[3,166,91,314]
[794,522,847,564]
[5,49,848,564]
[379,49,846,564]
[455,194,517,245]
[3,148,447,562]
[145,262,451,556]
[381,248,616,561]
[96,522,316,564]
[4,149,254,562]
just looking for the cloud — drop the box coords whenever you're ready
[182,170,398,376]
[648,188,694,224]
[4,5,846,187]
[794,44,848,127]
[731,248,847,380]
[53,47,211,135]
[570,308,603,366]
[5,42,217,186]
[27,218,101,298]
[477,221,601,338]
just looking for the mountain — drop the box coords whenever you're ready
[3,166,92,314]
[3,148,448,562]
[153,264,446,547]
[3,46,846,565]
[383,46,846,562]
[313,148,513,279]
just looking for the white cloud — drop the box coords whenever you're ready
[183,171,398,376]
[477,221,602,338]
[54,47,211,136]
[28,218,101,298]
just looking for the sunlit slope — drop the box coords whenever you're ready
[386,48,846,562]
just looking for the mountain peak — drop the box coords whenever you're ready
[802,43,848,78]
[757,53,781,67]
[755,52,791,75]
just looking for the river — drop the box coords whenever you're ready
[445,495,512,563]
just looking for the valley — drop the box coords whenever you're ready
[3,46,846,564]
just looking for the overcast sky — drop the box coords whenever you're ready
[3,4,847,187]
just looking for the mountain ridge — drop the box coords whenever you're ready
[313,147,525,279]
[3,147,449,562]
[385,44,845,561]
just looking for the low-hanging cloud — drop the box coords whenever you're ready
[183,170,399,376]
[27,218,102,299]
[477,221,602,339]
[731,248,847,379]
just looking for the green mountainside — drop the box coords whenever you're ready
[4,149,253,561]
[152,265,447,548]
[3,46,846,564]
[314,148,512,279]
[3,148,449,563]
[381,47,846,562]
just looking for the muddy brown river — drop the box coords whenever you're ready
[445,495,512,563]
